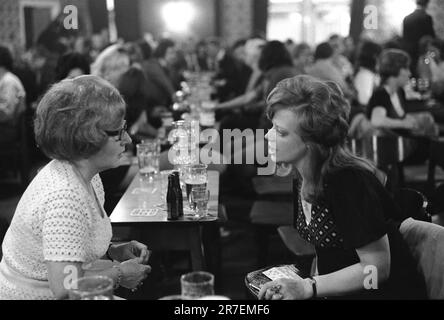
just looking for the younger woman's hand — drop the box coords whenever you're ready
[258,278,313,300]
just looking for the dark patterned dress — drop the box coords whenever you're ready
[293,167,427,299]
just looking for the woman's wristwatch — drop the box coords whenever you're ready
[307,276,317,299]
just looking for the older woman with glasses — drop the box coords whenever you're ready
[0,75,151,299]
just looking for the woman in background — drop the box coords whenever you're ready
[353,41,382,107]
[368,49,438,138]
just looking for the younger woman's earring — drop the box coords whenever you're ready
[276,162,293,177]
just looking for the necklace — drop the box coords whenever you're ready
[71,163,105,218]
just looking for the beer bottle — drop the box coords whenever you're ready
[166,174,179,220]
[172,171,184,217]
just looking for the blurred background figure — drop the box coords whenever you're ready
[416,36,444,83]
[91,44,131,87]
[152,38,182,91]
[206,38,222,73]
[292,42,313,75]
[284,39,295,57]
[194,40,211,72]
[343,36,357,65]
[140,38,176,108]
[328,34,354,81]
[55,52,91,81]
[243,38,266,95]
[21,46,56,100]
[0,46,26,145]
[213,38,252,104]
[368,49,419,135]
[368,49,438,164]
[118,67,161,142]
[124,42,144,69]
[353,40,383,107]
[347,40,383,139]
[217,39,297,131]
[403,0,436,76]
[307,42,354,98]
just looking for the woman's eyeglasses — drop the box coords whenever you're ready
[105,121,127,141]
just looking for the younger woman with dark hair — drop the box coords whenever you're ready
[258,75,426,300]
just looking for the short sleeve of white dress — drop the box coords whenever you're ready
[42,189,91,263]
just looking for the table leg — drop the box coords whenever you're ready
[188,226,205,271]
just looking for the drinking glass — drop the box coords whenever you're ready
[190,187,210,218]
[183,164,208,210]
[180,271,214,299]
[68,275,114,300]
[137,141,160,182]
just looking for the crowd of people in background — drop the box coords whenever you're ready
[0,0,441,198]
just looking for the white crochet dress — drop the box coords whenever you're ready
[0,160,112,299]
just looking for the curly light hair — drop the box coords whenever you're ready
[34,75,125,161]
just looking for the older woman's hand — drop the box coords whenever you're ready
[119,258,151,290]
[109,241,151,264]
[258,278,313,300]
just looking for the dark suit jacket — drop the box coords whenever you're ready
[403,9,435,59]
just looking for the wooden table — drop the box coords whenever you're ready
[110,170,222,271]
[405,98,444,124]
